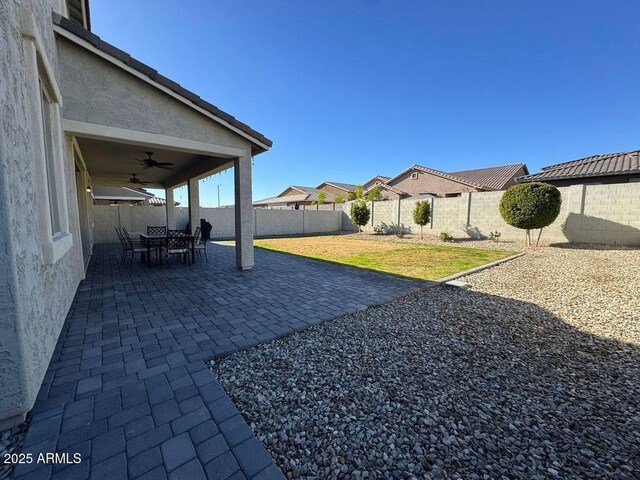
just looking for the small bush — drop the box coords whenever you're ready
[499,182,562,246]
[372,224,385,234]
[350,200,370,232]
[412,201,431,239]
[489,231,502,242]
[334,195,344,204]
[439,231,453,242]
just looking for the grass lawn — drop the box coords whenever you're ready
[254,235,518,281]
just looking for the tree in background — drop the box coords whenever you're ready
[412,200,431,239]
[350,200,370,232]
[499,182,562,246]
[317,191,326,205]
[334,195,345,204]
[365,186,384,201]
[353,185,364,200]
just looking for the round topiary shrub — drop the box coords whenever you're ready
[499,182,562,246]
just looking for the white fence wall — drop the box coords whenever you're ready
[93,205,342,243]
[341,183,640,245]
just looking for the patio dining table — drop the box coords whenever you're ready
[139,232,195,266]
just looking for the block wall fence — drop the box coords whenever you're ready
[93,205,342,243]
[93,183,640,245]
[341,183,640,245]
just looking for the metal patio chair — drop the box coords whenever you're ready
[121,227,148,265]
[163,229,191,265]
[193,226,208,261]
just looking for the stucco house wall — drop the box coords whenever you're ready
[390,169,481,196]
[56,38,253,152]
[0,0,86,427]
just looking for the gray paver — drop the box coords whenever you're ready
[19,243,425,479]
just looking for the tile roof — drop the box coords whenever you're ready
[387,163,526,191]
[393,165,488,190]
[450,163,527,190]
[318,182,358,192]
[255,186,336,205]
[52,12,272,149]
[366,181,408,196]
[518,150,640,182]
[363,175,391,187]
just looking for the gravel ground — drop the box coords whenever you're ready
[354,232,526,251]
[0,419,29,480]
[212,244,640,479]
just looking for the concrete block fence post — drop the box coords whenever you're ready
[429,197,434,229]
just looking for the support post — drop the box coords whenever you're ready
[166,188,176,229]
[234,150,254,269]
[187,178,199,234]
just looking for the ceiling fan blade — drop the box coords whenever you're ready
[156,165,174,170]
[156,162,174,166]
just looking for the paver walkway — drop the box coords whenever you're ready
[12,242,426,480]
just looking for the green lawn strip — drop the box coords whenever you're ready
[255,241,516,281]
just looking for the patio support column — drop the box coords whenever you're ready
[234,150,254,269]
[187,178,200,234]
[166,187,176,229]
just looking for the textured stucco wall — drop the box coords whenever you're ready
[341,184,640,245]
[0,0,85,424]
[56,38,252,152]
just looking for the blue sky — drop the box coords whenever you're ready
[91,0,640,205]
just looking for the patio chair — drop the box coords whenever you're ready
[163,229,191,265]
[121,227,148,266]
[114,226,130,263]
[147,225,167,235]
[193,226,208,261]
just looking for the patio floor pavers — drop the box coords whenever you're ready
[11,242,427,480]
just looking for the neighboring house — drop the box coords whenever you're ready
[372,163,528,198]
[91,186,178,206]
[254,186,335,207]
[363,175,391,191]
[91,186,177,206]
[315,181,357,200]
[0,0,271,428]
[517,150,640,186]
[364,181,410,200]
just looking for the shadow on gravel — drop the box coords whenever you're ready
[548,241,640,251]
[214,285,640,479]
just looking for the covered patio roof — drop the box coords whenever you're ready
[53,12,271,269]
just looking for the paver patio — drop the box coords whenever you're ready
[11,242,426,480]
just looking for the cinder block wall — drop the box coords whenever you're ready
[93,205,341,242]
[341,183,640,245]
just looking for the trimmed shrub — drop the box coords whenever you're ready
[334,195,345,204]
[412,200,431,239]
[439,231,453,242]
[499,182,562,246]
[350,200,370,232]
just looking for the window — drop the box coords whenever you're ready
[411,172,419,180]
[39,85,61,236]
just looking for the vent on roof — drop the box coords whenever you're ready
[411,172,419,180]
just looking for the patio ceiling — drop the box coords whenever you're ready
[77,137,234,189]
